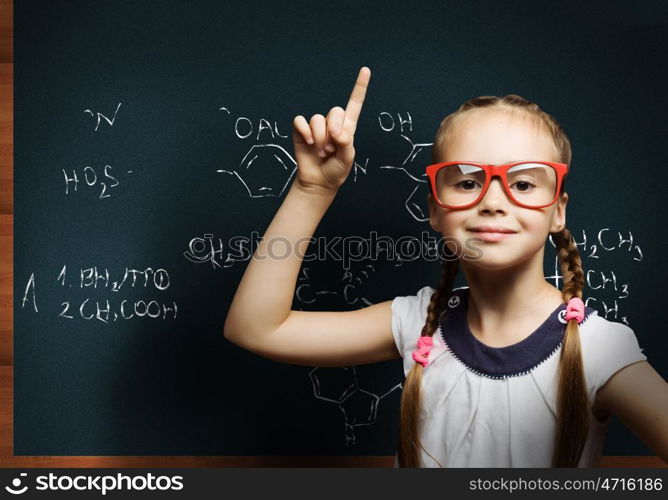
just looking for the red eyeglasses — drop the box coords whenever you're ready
[425,160,569,209]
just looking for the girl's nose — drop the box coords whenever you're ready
[478,178,510,211]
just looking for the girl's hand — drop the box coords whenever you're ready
[291,66,371,195]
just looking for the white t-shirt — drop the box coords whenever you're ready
[391,285,648,468]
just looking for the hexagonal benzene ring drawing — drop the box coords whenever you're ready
[398,134,433,178]
[309,366,402,446]
[380,134,433,222]
[219,144,296,198]
[405,183,429,221]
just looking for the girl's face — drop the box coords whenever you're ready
[427,108,568,269]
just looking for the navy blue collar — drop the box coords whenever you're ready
[438,288,597,379]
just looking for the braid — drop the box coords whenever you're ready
[552,227,586,301]
[397,257,459,467]
[420,261,458,338]
[551,227,590,466]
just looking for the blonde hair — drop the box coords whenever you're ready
[397,95,589,467]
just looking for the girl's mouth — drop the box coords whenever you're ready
[468,230,516,242]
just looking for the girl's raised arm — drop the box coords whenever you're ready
[224,67,401,367]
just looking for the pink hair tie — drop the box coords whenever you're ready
[412,335,433,367]
[564,297,585,324]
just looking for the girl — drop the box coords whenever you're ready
[223,67,668,467]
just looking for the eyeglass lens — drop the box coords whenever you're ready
[434,162,558,207]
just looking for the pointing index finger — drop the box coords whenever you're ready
[342,67,371,135]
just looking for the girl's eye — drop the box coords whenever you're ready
[455,179,480,190]
[511,179,536,191]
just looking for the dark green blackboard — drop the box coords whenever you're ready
[14,0,667,457]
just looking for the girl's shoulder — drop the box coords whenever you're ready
[578,311,648,392]
[390,285,437,355]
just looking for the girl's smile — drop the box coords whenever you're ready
[468,230,516,242]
